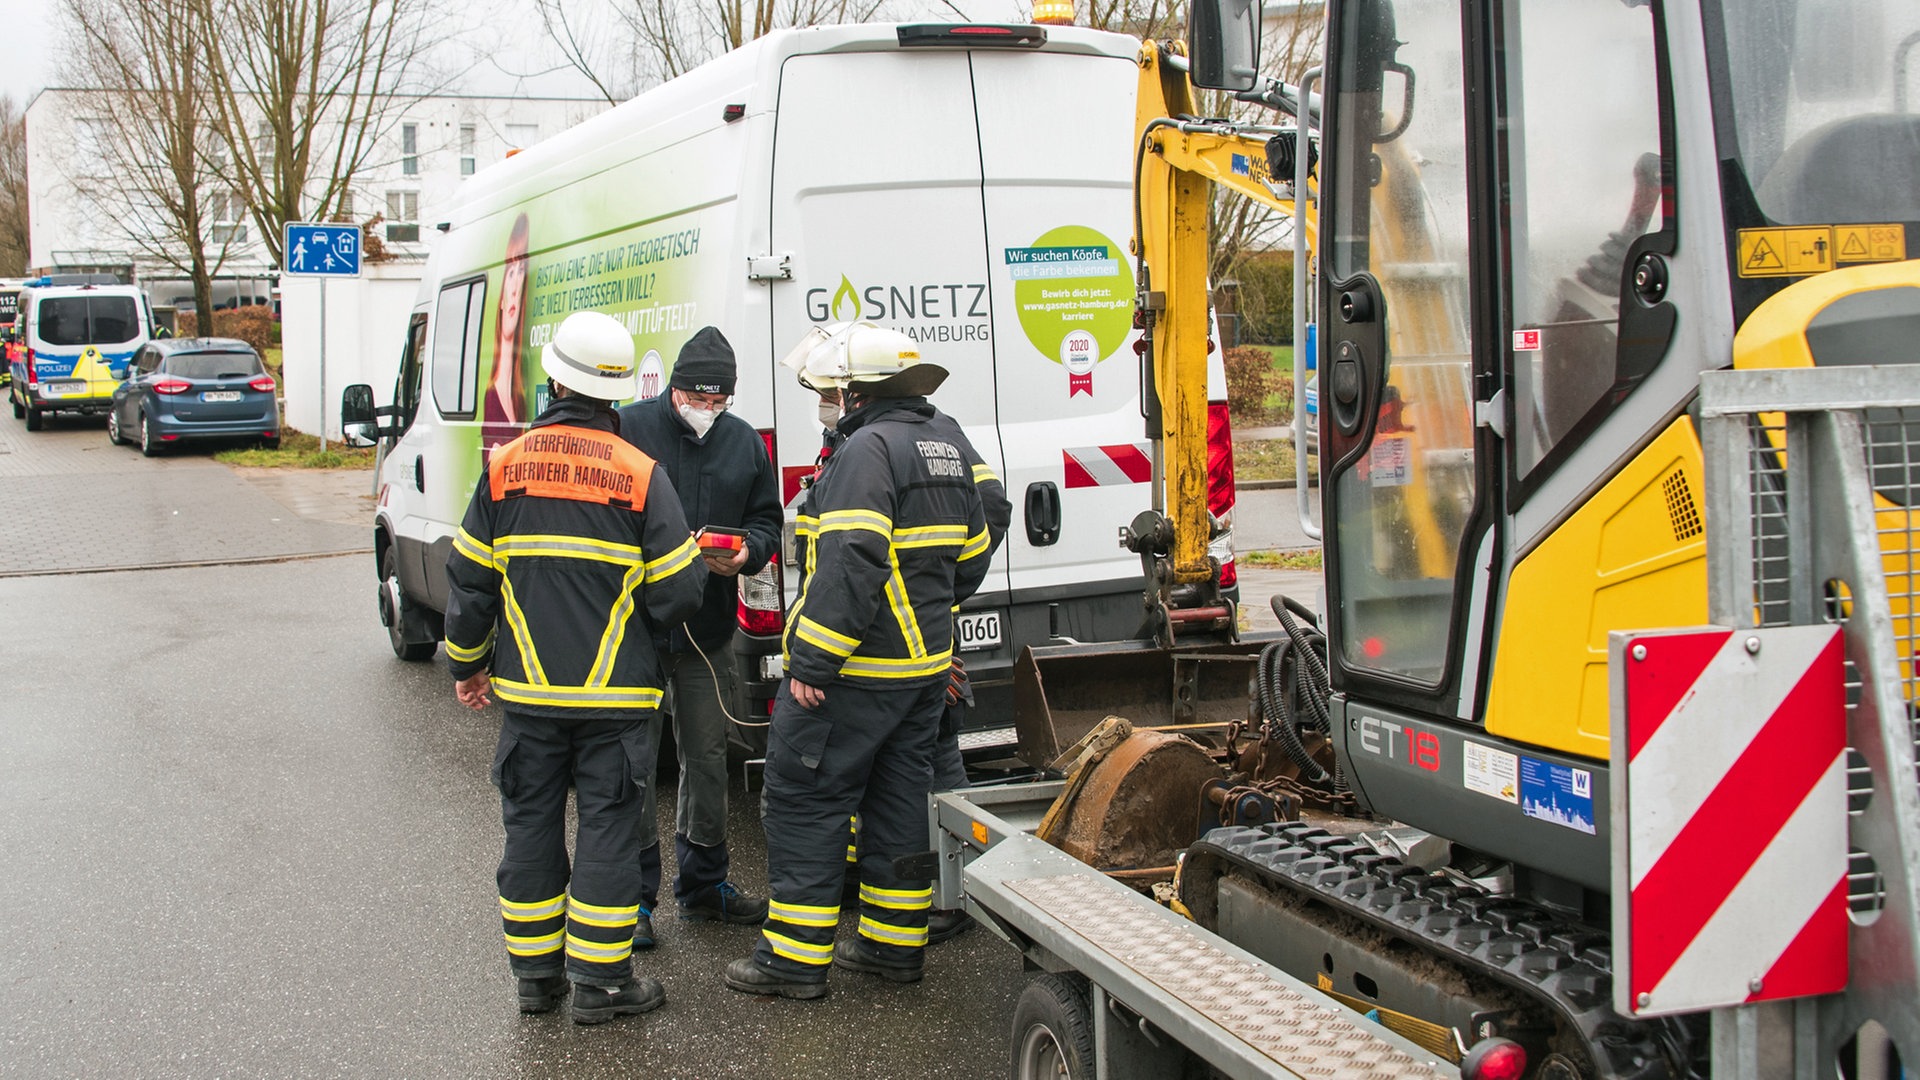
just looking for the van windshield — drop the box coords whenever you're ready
[37,296,142,346]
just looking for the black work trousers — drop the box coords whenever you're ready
[493,709,653,987]
[755,677,944,978]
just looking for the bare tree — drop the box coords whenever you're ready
[536,0,890,97]
[0,97,27,276]
[54,0,231,319]
[191,0,447,267]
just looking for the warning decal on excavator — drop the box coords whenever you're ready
[1609,624,1847,1018]
[1737,224,1906,278]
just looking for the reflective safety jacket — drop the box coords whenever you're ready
[444,397,707,718]
[785,397,1007,689]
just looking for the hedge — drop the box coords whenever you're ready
[174,307,275,354]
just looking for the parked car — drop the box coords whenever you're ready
[109,337,279,456]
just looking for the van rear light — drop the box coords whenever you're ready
[737,559,784,636]
[759,427,776,467]
[1207,401,1238,588]
[23,348,34,385]
[248,374,276,393]
[896,23,1047,48]
[153,378,192,395]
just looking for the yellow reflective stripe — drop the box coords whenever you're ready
[839,648,954,680]
[972,464,999,484]
[565,933,632,963]
[767,900,839,928]
[454,527,493,566]
[504,929,564,956]
[499,579,547,685]
[858,883,932,910]
[447,629,494,664]
[500,893,568,921]
[794,514,818,539]
[794,616,858,658]
[958,527,991,562]
[891,524,967,549]
[817,508,893,538]
[762,929,833,966]
[858,915,928,948]
[492,678,665,710]
[587,563,647,687]
[567,897,640,928]
[885,565,927,658]
[846,843,859,862]
[492,533,643,566]
[643,536,699,583]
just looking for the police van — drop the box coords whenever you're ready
[9,277,154,431]
[340,21,1238,749]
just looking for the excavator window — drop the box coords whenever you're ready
[1500,0,1665,477]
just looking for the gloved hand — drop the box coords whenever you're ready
[946,656,969,706]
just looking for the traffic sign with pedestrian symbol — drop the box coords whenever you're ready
[284,222,363,277]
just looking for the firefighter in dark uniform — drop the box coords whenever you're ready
[805,379,1010,942]
[446,310,707,1024]
[724,322,1002,999]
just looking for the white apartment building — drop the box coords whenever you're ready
[25,89,611,309]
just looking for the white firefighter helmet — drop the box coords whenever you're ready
[779,321,948,397]
[541,311,636,401]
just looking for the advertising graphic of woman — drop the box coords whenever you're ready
[480,213,532,455]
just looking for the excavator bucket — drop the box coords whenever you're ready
[1011,637,1271,767]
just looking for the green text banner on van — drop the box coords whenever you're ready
[348,22,1237,742]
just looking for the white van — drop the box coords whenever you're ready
[342,21,1238,747]
[9,278,154,431]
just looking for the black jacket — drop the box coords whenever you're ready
[785,397,1008,689]
[444,396,707,718]
[615,393,782,650]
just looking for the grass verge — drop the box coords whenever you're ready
[1241,548,1323,571]
[1234,437,1318,483]
[215,428,376,469]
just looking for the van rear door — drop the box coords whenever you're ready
[972,48,1148,640]
[769,49,1006,600]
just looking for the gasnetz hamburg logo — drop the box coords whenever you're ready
[804,274,991,344]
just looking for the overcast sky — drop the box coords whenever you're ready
[0,0,1030,109]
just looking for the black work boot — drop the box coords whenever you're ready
[570,977,666,1025]
[680,881,769,925]
[633,910,656,950]
[926,908,973,944]
[516,975,569,1014]
[723,957,828,1000]
[832,937,924,984]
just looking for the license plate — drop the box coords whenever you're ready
[50,381,86,395]
[201,391,242,402]
[954,610,1002,652]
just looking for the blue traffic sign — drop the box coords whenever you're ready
[284,222,362,277]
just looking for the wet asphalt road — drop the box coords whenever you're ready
[0,553,1024,1078]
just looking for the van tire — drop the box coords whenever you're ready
[24,405,43,431]
[1011,974,1095,1080]
[381,546,438,662]
[10,389,21,419]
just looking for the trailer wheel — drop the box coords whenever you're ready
[1011,973,1095,1080]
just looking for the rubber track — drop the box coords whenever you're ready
[1188,821,1696,1079]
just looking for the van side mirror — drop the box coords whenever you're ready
[341,383,377,426]
[1187,0,1261,93]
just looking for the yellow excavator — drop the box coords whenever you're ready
[942,1,1920,1077]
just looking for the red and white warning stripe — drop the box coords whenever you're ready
[1616,624,1847,1016]
[1063,443,1151,489]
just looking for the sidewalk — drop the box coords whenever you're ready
[0,419,373,576]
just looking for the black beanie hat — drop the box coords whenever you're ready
[671,326,736,396]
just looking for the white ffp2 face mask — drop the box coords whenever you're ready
[679,402,720,438]
[817,400,841,428]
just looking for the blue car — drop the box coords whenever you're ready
[109,337,280,456]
